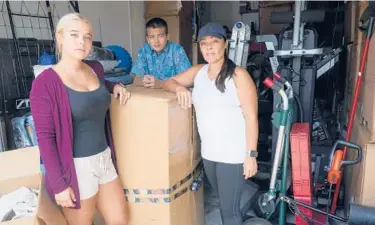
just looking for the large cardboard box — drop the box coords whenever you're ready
[344,43,363,119]
[259,2,294,35]
[356,34,375,140]
[145,1,193,18]
[354,1,369,45]
[345,116,375,207]
[344,2,357,45]
[110,86,204,225]
[343,1,369,45]
[0,147,67,225]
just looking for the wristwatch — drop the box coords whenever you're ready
[246,150,258,158]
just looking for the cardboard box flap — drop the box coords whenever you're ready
[0,147,40,182]
[126,85,178,103]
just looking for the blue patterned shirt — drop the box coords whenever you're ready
[131,41,191,80]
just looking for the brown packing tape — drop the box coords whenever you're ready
[124,162,203,203]
[125,187,189,204]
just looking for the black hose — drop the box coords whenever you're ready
[293,94,304,122]
[348,203,375,225]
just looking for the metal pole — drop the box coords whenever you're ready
[5,0,21,96]
[69,1,79,13]
[45,1,55,42]
[292,0,303,97]
[298,1,307,49]
[292,1,302,48]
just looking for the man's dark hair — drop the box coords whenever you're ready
[145,17,168,35]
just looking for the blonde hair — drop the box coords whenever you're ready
[55,13,92,61]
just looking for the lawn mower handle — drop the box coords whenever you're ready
[328,140,362,167]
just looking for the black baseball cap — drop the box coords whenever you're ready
[198,23,226,41]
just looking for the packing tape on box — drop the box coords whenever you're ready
[125,187,190,203]
[124,162,203,203]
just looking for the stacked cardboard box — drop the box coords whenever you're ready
[144,1,194,62]
[258,1,294,35]
[343,0,375,209]
[110,86,204,225]
[343,1,375,138]
[357,32,375,141]
[0,147,67,225]
[346,1,375,142]
[345,115,375,207]
[344,1,368,46]
[344,43,363,117]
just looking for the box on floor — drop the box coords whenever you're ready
[110,86,204,225]
[0,147,67,225]
[345,116,375,208]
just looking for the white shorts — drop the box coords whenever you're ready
[73,147,118,200]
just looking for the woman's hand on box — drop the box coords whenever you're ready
[55,187,76,208]
[114,83,131,104]
[176,86,192,109]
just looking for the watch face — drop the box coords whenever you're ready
[247,150,258,157]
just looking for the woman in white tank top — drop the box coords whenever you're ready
[162,23,258,225]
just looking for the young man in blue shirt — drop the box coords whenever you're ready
[131,17,192,88]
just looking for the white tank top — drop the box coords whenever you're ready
[192,64,246,164]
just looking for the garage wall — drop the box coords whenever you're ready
[129,1,146,59]
[79,1,145,59]
[0,1,145,116]
[0,1,145,58]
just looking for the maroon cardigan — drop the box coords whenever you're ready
[30,61,118,209]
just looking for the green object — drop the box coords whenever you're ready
[269,188,277,196]
[259,83,294,224]
[267,109,288,201]
[278,99,294,225]
[279,110,288,127]
[271,112,281,127]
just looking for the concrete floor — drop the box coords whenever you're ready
[203,178,346,225]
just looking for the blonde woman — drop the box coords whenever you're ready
[30,13,129,225]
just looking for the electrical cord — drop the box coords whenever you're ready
[293,93,304,122]
[284,182,335,225]
[277,65,307,86]
[327,183,334,224]
[287,200,315,225]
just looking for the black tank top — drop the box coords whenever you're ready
[65,82,111,158]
